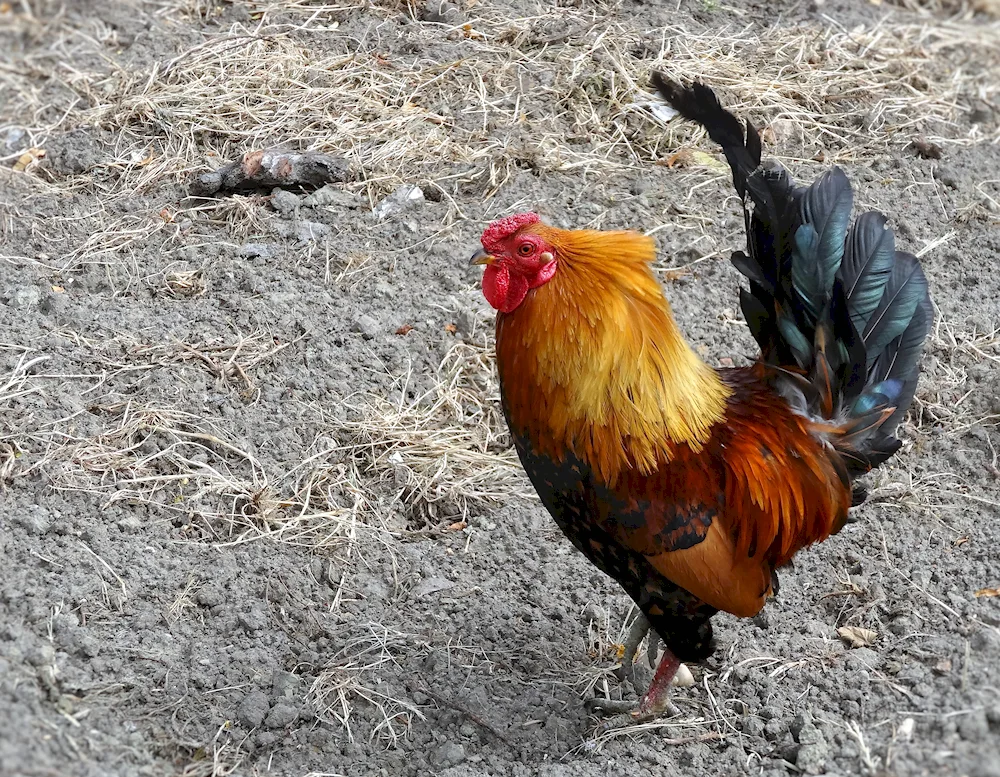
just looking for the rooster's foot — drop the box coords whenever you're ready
[588,644,682,731]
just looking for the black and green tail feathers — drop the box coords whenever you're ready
[653,76,933,474]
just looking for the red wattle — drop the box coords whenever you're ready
[483,263,529,313]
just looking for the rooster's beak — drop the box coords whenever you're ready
[470,248,495,266]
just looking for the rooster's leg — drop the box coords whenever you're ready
[614,612,652,684]
[587,647,681,728]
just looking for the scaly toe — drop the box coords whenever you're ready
[595,711,645,734]
[585,697,637,716]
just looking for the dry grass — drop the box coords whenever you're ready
[0,0,993,569]
[0,350,47,484]
[14,333,524,557]
[890,0,1000,20]
[308,623,428,747]
[328,341,532,530]
[1,1,997,217]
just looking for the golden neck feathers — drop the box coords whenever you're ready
[495,226,731,483]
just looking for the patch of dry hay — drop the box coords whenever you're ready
[1,1,997,208]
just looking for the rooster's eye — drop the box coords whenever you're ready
[518,243,534,256]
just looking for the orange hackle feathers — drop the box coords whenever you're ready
[496,224,731,485]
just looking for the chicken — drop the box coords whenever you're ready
[471,79,932,727]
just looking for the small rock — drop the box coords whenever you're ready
[373,184,424,220]
[76,634,101,659]
[581,603,607,625]
[238,606,269,632]
[301,185,361,209]
[43,130,103,174]
[264,702,298,729]
[848,647,880,669]
[255,731,279,747]
[4,127,26,151]
[190,171,223,197]
[764,719,786,740]
[270,188,300,214]
[26,644,56,667]
[796,742,829,775]
[196,587,224,607]
[791,711,814,739]
[238,690,270,728]
[430,742,466,768]
[238,243,276,259]
[353,314,380,339]
[10,285,41,309]
[412,690,429,705]
[768,118,803,145]
[898,717,915,742]
[116,515,143,533]
[790,713,829,774]
[455,308,476,336]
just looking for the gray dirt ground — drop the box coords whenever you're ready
[1,1,999,776]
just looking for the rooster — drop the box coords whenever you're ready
[472,79,932,727]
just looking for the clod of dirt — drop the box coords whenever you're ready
[264,703,298,729]
[238,690,270,728]
[12,508,51,535]
[270,188,301,214]
[271,219,331,242]
[934,165,963,189]
[41,129,105,175]
[7,285,40,309]
[430,742,466,768]
[302,185,362,209]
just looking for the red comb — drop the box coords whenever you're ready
[481,213,540,253]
